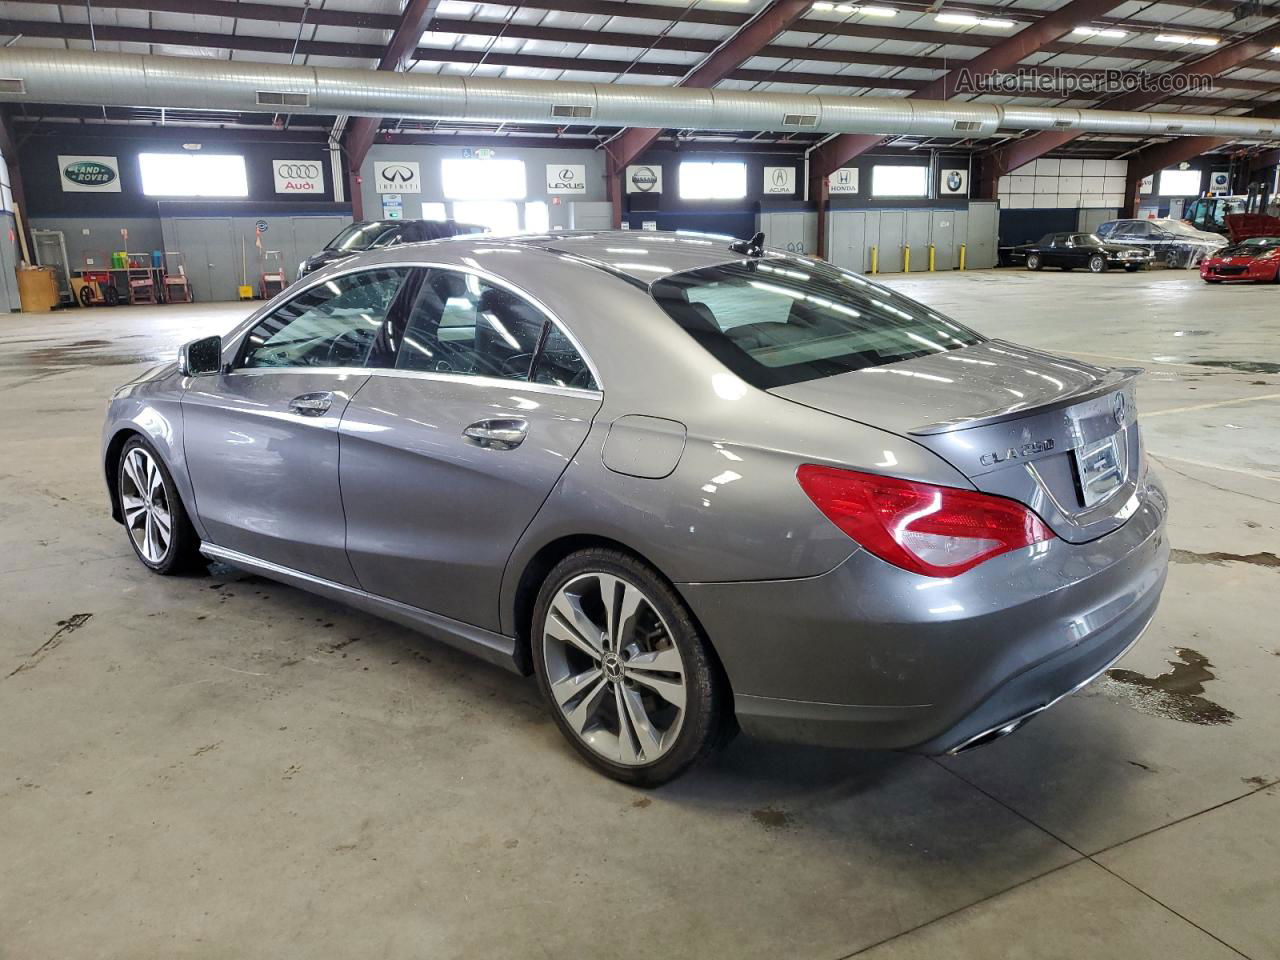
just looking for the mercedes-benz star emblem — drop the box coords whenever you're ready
[1113,392,1128,427]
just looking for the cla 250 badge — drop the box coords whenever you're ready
[980,438,1055,467]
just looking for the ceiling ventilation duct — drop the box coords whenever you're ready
[0,49,1277,142]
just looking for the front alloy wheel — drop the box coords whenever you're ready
[1089,254,1107,273]
[1026,253,1042,271]
[121,446,173,565]
[533,549,729,785]
[117,436,202,574]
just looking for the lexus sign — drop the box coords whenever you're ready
[546,163,586,195]
[374,160,422,194]
[273,159,324,194]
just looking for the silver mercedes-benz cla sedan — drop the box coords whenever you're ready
[102,231,1168,785]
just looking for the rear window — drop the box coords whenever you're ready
[650,259,983,388]
[328,222,397,252]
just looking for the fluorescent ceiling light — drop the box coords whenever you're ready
[812,1,835,8]
[859,5,898,16]
[1154,33,1219,45]
[1073,26,1128,38]
[936,13,1016,27]
[1272,45,1280,53]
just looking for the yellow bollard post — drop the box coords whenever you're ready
[870,245,878,274]
[903,244,910,273]
[959,242,967,271]
[928,244,936,272]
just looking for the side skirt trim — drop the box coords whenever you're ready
[200,544,522,675]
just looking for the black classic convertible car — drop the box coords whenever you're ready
[1024,232,1153,273]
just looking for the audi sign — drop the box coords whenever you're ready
[273,159,324,194]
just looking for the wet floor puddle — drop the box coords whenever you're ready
[1189,359,1280,375]
[1102,647,1236,725]
[1,338,164,369]
[1171,549,1280,569]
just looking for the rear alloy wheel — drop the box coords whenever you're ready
[532,549,728,786]
[1026,253,1042,271]
[1089,254,1107,273]
[118,436,203,574]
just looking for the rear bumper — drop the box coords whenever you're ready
[677,474,1168,754]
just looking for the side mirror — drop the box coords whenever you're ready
[178,335,223,376]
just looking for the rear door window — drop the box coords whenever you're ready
[651,260,983,388]
[397,269,547,381]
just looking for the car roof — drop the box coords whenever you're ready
[358,230,768,285]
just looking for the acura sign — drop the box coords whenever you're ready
[273,159,324,194]
[546,163,586,195]
[374,160,421,194]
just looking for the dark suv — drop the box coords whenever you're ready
[298,219,486,278]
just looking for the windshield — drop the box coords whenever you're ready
[650,259,984,388]
[1224,237,1280,254]
[1159,219,1209,237]
[327,222,397,252]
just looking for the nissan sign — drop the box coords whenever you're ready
[546,163,586,195]
[626,165,662,195]
[374,160,422,194]
[58,155,122,193]
[273,159,324,194]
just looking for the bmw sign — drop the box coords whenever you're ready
[58,155,121,193]
[373,160,421,194]
[546,163,587,195]
[940,169,969,196]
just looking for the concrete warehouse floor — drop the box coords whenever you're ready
[2,268,1278,960]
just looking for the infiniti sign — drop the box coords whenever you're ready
[373,160,422,194]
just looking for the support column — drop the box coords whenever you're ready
[348,165,364,221]
[810,171,828,260]
[606,155,624,229]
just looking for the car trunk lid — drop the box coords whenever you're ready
[770,340,1144,544]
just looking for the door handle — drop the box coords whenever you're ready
[462,417,528,450]
[289,391,334,417]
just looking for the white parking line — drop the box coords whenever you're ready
[1142,393,1280,417]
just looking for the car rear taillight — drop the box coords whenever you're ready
[796,464,1056,577]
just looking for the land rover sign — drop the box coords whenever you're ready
[58,155,122,193]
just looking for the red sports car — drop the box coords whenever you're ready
[1200,236,1280,283]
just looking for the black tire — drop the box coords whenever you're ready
[77,285,95,307]
[1026,253,1042,271]
[104,285,121,306]
[1089,254,1107,273]
[117,435,204,575]
[531,547,730,786]
[1125,264,1141,272]
[1165,249,1182,269]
